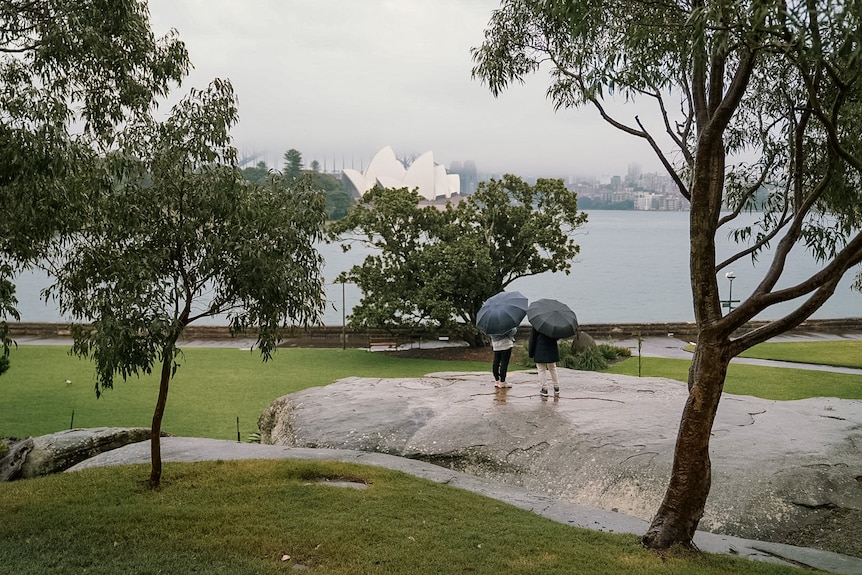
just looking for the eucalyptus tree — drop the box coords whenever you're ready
[48,80,327,488]
[329,175,586,345]
[472,0,862,549]
[0,0,189,369]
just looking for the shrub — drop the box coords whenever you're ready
[519,340,629,371]
[516,343,535,368]
[558,340,577,368]
[571,347,609,370]
[597,343,631,361]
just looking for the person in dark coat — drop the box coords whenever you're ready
[528,327,560,397]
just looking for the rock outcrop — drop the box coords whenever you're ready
[259,368,862,551]
[569,331,596,354]
[0,427,152,480]
[0,438,34,482]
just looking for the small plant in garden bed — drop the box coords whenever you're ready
[518,340,630,371]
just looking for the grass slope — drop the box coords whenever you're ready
[0,459,807,575]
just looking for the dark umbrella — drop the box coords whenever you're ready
[527,298,578,339]
[476,291,528,335]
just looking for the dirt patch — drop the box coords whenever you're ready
[390,346,496,363]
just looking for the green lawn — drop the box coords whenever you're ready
[6,340,862,441]
[606,342,862,400]
[739,339,862,368]
[0,345,490,440]
[3,341,858,573]
[0,459,808,575]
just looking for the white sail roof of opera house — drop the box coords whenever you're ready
[342,145,460,201]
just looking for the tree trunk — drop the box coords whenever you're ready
[467,332,488,348]
[148,342,176,489]
[642,338,730,548]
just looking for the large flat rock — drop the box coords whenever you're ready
[259,368,862,549]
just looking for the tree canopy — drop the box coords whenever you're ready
[241,154,353,220]
[47,79,327,487]
[473,0,862,549]
[329,176,586,345]
[241,161,272,184]
[0,0,189,369]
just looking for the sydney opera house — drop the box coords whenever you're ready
[342,146,461,201]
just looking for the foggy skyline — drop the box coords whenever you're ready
[148,1,670,180]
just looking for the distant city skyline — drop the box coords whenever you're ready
[148,1,671,180]
[237,145,669,186]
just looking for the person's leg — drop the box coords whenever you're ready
[493,350,504,386]
[499,348,512,386]
[548,363,560,395]
[537,362,549,395]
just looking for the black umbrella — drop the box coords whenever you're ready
[527,298,578,339]
[476,291,528,335]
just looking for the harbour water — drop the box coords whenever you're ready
[12,210,862,326]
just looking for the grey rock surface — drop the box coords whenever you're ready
[569,330,596,354]
[14,427,152,479]
[0,438,34,481]
[259,368,862,549]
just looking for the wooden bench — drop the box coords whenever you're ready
[368,338,399,351]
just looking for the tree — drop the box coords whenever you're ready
[328,176,586,345]
[283,148,303,181]
[0,0,189,371]
[47,80,327,488]
[324,187,355,221]
[309,171,353,220]
[241,161,272,183]
[472,0,862,549]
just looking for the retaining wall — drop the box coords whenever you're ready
[9,318,862,347]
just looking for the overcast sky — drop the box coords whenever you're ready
[148,1,667,180]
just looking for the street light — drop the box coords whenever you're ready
[330,278,349,350]
[723,271,738,313]
[341,279,346,350]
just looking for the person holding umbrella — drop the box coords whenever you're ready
[491,327,517,388]
[526,298,577,398]
[476,291,528,389]
[528,327,560,397]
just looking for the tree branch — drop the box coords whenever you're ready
[551,63,690,200]
[728,263,852,355]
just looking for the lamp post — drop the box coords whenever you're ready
[723,271,738,313]
[341,279,346,350]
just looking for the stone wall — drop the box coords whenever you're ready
[10,318,862,346]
